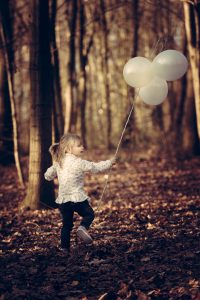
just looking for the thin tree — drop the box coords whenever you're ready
[0,0,24,186]
[65,0,78,133]
[78,0,94,148]
[12,0,31,157]
[0,35,13,163]
[182,67,199,155]
[183,0,200,146]
[51,0,64,141]
[122,0,139,148]
[100,0,112,149]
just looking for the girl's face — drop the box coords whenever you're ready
[70,140,84,156]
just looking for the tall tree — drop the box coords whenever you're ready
[65,0,78,133]
[0,36,13,163]
[78,0,94,147]
[100,0,112,149]
[183,0,200,146]
[0,0,24,186]
[182,67,199,155]
[51,0,64,141]
[122,0,139,148]
[22,0,55,209]
[12,0,31,157]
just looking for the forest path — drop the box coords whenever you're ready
[1,154,200,299]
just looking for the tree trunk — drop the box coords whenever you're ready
[182,68,199,155]
[100,0,112,149]
[22,0,55,209]
[183,1,200,149]
[122,0,139,148]
[51,0,64,140]
[152,0,164,131]
[78,0,87,147]
[78,0,94,148]
[0,0,24,186]
[0,39,13,163]
[65,0,78,133]
[12,0,30,156]
[175,41,187,136]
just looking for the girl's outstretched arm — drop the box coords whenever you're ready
[44,165,57,181]
[80,157,115,173]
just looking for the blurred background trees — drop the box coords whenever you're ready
[0,0,199,207]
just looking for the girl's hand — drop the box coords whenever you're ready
[111,157,117,165]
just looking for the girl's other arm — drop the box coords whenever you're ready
[80,157,115,173]
[44,165,57,181]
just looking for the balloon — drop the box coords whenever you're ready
[123,57,153,88]
[152,50,188,81]
[139,77,168,105]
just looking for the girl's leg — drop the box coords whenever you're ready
[59,202,74,249]
[75,200,95,229]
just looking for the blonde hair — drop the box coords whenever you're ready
[49,133,81,166]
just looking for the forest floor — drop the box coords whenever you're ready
[1,150,200,300]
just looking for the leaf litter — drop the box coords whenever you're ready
[0,153,200,299]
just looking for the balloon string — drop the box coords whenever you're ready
[97,36,167,211]
[96,89,139,211]
[114,89,140,158]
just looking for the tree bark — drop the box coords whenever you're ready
[79,0,87,147]
[78,0,94,148]
[0,0,24,186]
[183,1,200,148]
[122,0,139,148]
[182,68,199,155]
[100,0,112,149]
[51,0,64,140]
[175,41,187,136]
[12,0,30,156]
[22,0,55,209]
[65,0,78,133]
[0,38,13,163]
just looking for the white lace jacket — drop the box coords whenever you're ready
[44,154,112,204]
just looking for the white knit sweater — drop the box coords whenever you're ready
[44,154,112,204]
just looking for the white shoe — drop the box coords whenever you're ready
[77,226,93,244]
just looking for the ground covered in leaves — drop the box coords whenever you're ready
[1,151,200,300]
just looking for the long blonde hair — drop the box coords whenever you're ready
[49,133,81,166]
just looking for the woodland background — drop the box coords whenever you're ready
[0,1,200,299]
[0,0,199,208]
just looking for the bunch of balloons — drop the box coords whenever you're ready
[123,50,188,105]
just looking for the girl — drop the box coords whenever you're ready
[44,133,115,253]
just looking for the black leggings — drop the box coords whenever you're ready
[58,200,95,249]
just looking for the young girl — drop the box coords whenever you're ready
[44,133,115,252]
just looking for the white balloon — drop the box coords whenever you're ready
[139,77,168,105]
[123,57,153,88]
[152,50,188,81]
